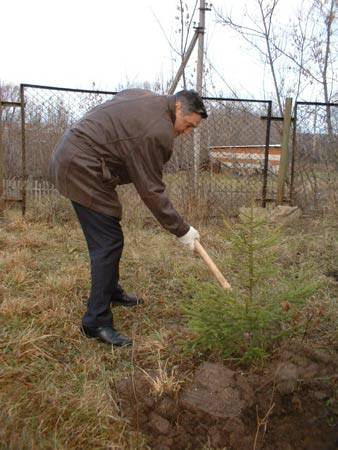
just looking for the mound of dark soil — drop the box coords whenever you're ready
[115,343,338,450]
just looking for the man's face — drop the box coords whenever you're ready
[173,102,202,137]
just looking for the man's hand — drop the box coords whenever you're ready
[178,226,200,251]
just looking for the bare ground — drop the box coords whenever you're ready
[115,341,338,450]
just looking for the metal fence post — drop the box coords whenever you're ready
[261,101,272,207]
[289,102,298,206]
[20,84,27,216]
[277,98,293,205]
[0,101,4,217]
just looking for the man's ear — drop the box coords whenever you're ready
[175,101,182,112]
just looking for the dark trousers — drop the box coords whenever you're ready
[72,201,124,327]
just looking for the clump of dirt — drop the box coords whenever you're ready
[115,343,338,450]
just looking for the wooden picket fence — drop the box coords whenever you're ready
[3,179,60,203]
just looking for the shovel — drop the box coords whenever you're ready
[194,240,231,290]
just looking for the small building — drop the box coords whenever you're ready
[209,145,281,174]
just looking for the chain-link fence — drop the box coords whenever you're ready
[1,100,22,204]
[164,97,282,219]
[291,101,338,214]
[21,84,117,180]
[2,84,281,220]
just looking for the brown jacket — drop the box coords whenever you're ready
[50,89,189,237]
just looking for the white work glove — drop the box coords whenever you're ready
[178,226,200,251]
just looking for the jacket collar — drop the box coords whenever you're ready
[167,95,176,124]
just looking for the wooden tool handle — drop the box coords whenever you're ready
[194,240,231,290]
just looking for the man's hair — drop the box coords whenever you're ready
[175,89,208,118]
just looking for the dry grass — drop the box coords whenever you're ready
[139,350,184,398]
[0,209,205,450]
[0,206,337,449]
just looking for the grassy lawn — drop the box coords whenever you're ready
[1,205,337,449]
[0,208,224,449]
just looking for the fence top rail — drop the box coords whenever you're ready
[202,96,272,104]
[209,144,281,149]
[20,83,117,96]
[19,85,272,105]
[296,100,338,107]
[1,101,21,107]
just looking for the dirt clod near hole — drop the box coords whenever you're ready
[115,344,338,450]
[179,363,254,419]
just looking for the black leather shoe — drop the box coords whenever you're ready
[111,292,144,308]
[81,325,132,347]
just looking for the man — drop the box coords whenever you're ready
[50,88,208,347]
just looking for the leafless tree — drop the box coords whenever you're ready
[275,0,337,132]
[214,0,338,124]
[153,1,199,90]
[214,0,285,115]
[311,0,337,133]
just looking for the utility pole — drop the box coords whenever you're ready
[193,0,210,187]
[196,0,207,95]
[167,1,210,189]
[168,0,211,95]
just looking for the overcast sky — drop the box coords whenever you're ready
[2,0,301,97]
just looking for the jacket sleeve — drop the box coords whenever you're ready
[122,133,190,237]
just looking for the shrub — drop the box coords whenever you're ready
[183,204,323,364]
